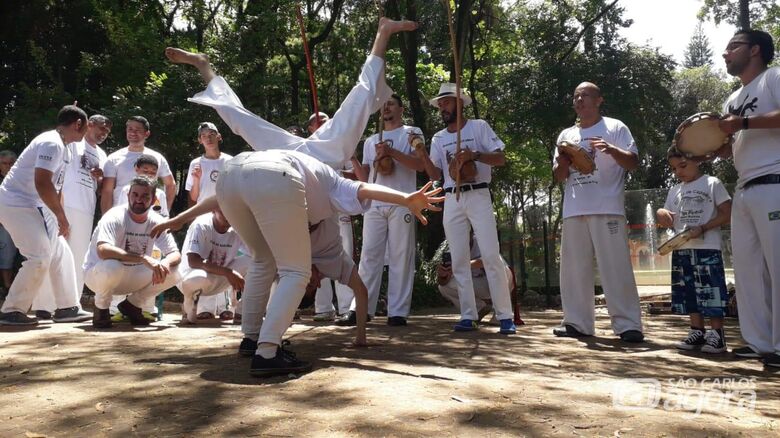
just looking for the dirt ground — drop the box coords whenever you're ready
[1,307,778,438]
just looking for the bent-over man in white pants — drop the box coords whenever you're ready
[178,208,249,323]
[552,81,643,342]
[85,176,181,328]
[33,114,111,317]
[0,105,92,326]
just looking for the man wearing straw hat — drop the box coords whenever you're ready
[418,83,516,334]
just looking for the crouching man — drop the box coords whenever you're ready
[178,207,249,324]
[84,176,181,328]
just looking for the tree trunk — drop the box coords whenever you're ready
[739,0,750,30]
[388,0,428,135]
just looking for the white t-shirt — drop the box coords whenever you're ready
[363,125,423,205]
[103,146,172,205]
[116,185,169,217]
[663,175,731,250]
[83,206,179,271]
[554,117,638,219]
[723,66,780,187]
[0,130,71,208]
[430,119,505,189]
[184,152,232,202]
[61,139,108,214]
[180,213,244,270]
[231,150,370,225]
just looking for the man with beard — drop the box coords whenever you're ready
[417,83,516,334]
[551,82,643,343]
[0,105,92,326]
[340,94,424,326]
[717,30,780,366]
[33,115,111,318]
[84,175,181,328]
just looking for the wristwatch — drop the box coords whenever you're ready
[473,151,482,162]
[742,116,749,130]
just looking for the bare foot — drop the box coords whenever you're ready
[378,17,418,35]
[165,47,216,83]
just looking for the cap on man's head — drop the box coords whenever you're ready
[429,83,472,107]
[198,122,219,134]
[307,112,330,126]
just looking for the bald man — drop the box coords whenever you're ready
[551,82,643,343]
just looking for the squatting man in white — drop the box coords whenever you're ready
[85,175,181,328]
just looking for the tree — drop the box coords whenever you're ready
[699,0,776,30]
[683,23,714,68]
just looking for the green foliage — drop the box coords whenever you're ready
[684,23,714,68]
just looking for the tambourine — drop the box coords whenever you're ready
[658,229,693,256]
[448,156,478,183]
[558,140,596,175]
[672,112,732,160]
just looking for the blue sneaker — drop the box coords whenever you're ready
[454,319,477,332]
[499,319,516,335]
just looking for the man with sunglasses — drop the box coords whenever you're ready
[717,29,780,366]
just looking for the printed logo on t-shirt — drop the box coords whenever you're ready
[769,211,780,221]
[39,154,53,161]
[209,170,219,182]
[80,153,98,171]
[728,94,759,117]
[676,190,712,225]
[404,213,412,223]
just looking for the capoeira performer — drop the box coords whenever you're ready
[717,30,780,366]
[162,18,435,376]
[100,116,176,214]
[32,115,111,318]
[552,81,643,342]
[184,121,235,319]
[85,175,181,328]
[303,112,358,322]
[345,94,425,326]
[177,207,249,324]
[0,105,92,325]
[418,83,516,335]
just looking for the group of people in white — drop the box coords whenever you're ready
[0,20,778,376]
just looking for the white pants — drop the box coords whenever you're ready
[314,215,354,314]
[85,259,181,310]
[0,205,80,314]
[732,184,780,353]
[188,55,391,169]
[559,215,642,335]
[354,206,415,317]
[443,190,513,321]
[179,255,250,320]
[218,153,311,347]
[32,206,94,312]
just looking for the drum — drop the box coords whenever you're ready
[672,112,731,160]
[558,140,596,175]
[658,229,693,256]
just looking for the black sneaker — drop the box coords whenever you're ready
[387,316,407,326]
[0,311,38,326]
[553,324,588,338]
[238,337,258,357]
[762,353,780,368]
[676,327,706,350]
[117,299,150,326]
[701,329,727,354]
[733,346,762,359]
[619,330,645,343]
[249,343,312,377]
[334,310,371,327]
[53,306,92,323]
[92,308,112,329]
[35,310,52,320]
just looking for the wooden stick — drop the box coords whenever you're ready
[296,4,321,129]
[372,0,386,184]
[444,0,463,201]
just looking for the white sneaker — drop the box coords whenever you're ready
[701,329,727,354]
[313,311,336,322]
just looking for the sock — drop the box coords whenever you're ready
[257,344,277,359]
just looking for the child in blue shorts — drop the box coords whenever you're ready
[656,147,732,353]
